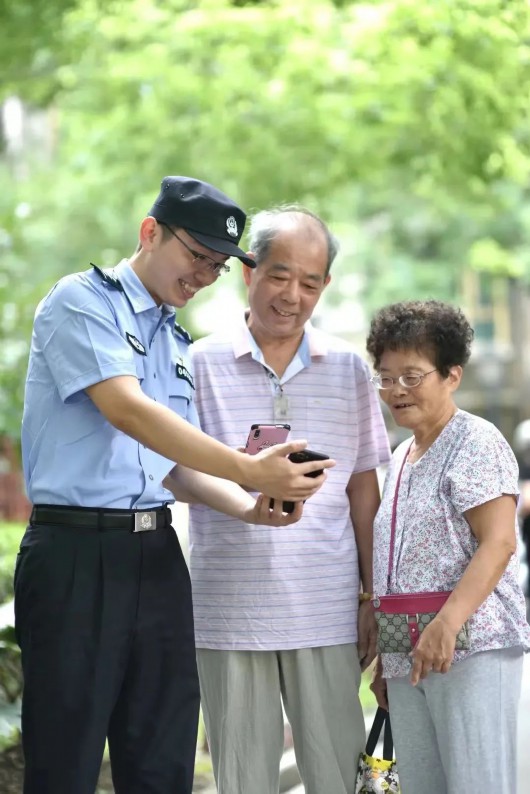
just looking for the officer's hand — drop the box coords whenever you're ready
[245,440,335,501]
[244,494,304,526]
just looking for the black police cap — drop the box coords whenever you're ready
[147,176,255,267]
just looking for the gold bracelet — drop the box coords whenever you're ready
[359,592,373,603]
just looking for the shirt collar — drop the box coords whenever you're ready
[232,310,329,360]
[113,259,175,320]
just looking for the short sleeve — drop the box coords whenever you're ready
[352,357,392,472]
[446,424,519,514]
[35,275,137,402]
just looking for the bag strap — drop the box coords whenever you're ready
[387,442,413,592]
[365,707,394,760]
[383,711,394,760]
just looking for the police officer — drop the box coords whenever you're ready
[17,176,334,794]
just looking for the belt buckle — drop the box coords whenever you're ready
[133,511,157,533]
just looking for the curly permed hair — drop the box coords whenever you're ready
[366,300,474,377]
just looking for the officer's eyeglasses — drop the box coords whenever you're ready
[370,369,438,390]
[159,223,231,276]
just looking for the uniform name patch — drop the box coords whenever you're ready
[176,363,194,389]
[126,333,146,355]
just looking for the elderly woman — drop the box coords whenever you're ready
[366,300,530,794]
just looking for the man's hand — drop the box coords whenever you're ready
[410,616,457,686]
[164,466,306,525]
[244,440,335,501]
[357,600,378,671]
[370,656,388,710]
[243,494,304,526]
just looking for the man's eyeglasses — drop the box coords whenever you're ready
[159,223,231,276]
[370,369,438,390]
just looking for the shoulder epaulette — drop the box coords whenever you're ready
[174,322,193,345]
[91,263,124,292]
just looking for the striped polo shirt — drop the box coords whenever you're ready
[188,313,391,650]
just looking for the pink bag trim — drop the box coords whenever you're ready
[373,591,451,613]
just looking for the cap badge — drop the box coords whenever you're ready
[226,216,238,237]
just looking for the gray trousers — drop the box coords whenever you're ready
[386,647,524,794]
[197,644,365,794]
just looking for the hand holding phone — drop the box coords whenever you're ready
[245,423,291,455]
[271,448,330,514]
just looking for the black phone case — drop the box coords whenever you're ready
[271,449,329,513]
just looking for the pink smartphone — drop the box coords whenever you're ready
[245,423,291,455]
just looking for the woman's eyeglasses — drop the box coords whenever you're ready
[370,369,438,390]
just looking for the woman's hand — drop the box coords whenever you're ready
[164,467,304,524]
[409,615,457,685]
[370,656,389,710]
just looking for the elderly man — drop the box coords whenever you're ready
[189,205,391,794]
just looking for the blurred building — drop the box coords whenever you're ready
[460,271,530,442]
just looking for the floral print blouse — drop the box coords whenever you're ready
[373,410,530,679]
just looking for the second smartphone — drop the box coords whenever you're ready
[274,448,330,514]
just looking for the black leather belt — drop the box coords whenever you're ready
[30,504,172,533]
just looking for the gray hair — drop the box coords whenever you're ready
[247,205,339,276]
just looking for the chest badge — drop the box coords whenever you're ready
[126,332,147,356]
[176,363,195,389]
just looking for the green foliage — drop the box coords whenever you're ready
[0,525,24,605]
[468,238,523,278]
[0,524,23,747]
[2,0,530,431]
[0,0,116,105]
[0,627,21,705]
[41,0,530,202]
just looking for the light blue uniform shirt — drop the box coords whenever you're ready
[22,259,199,509]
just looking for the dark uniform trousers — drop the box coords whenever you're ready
[14,514,200,794]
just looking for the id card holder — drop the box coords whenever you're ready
[274,393,290,420]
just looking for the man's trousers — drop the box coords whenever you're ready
[197,643,365,794]
[14,520,200,794]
